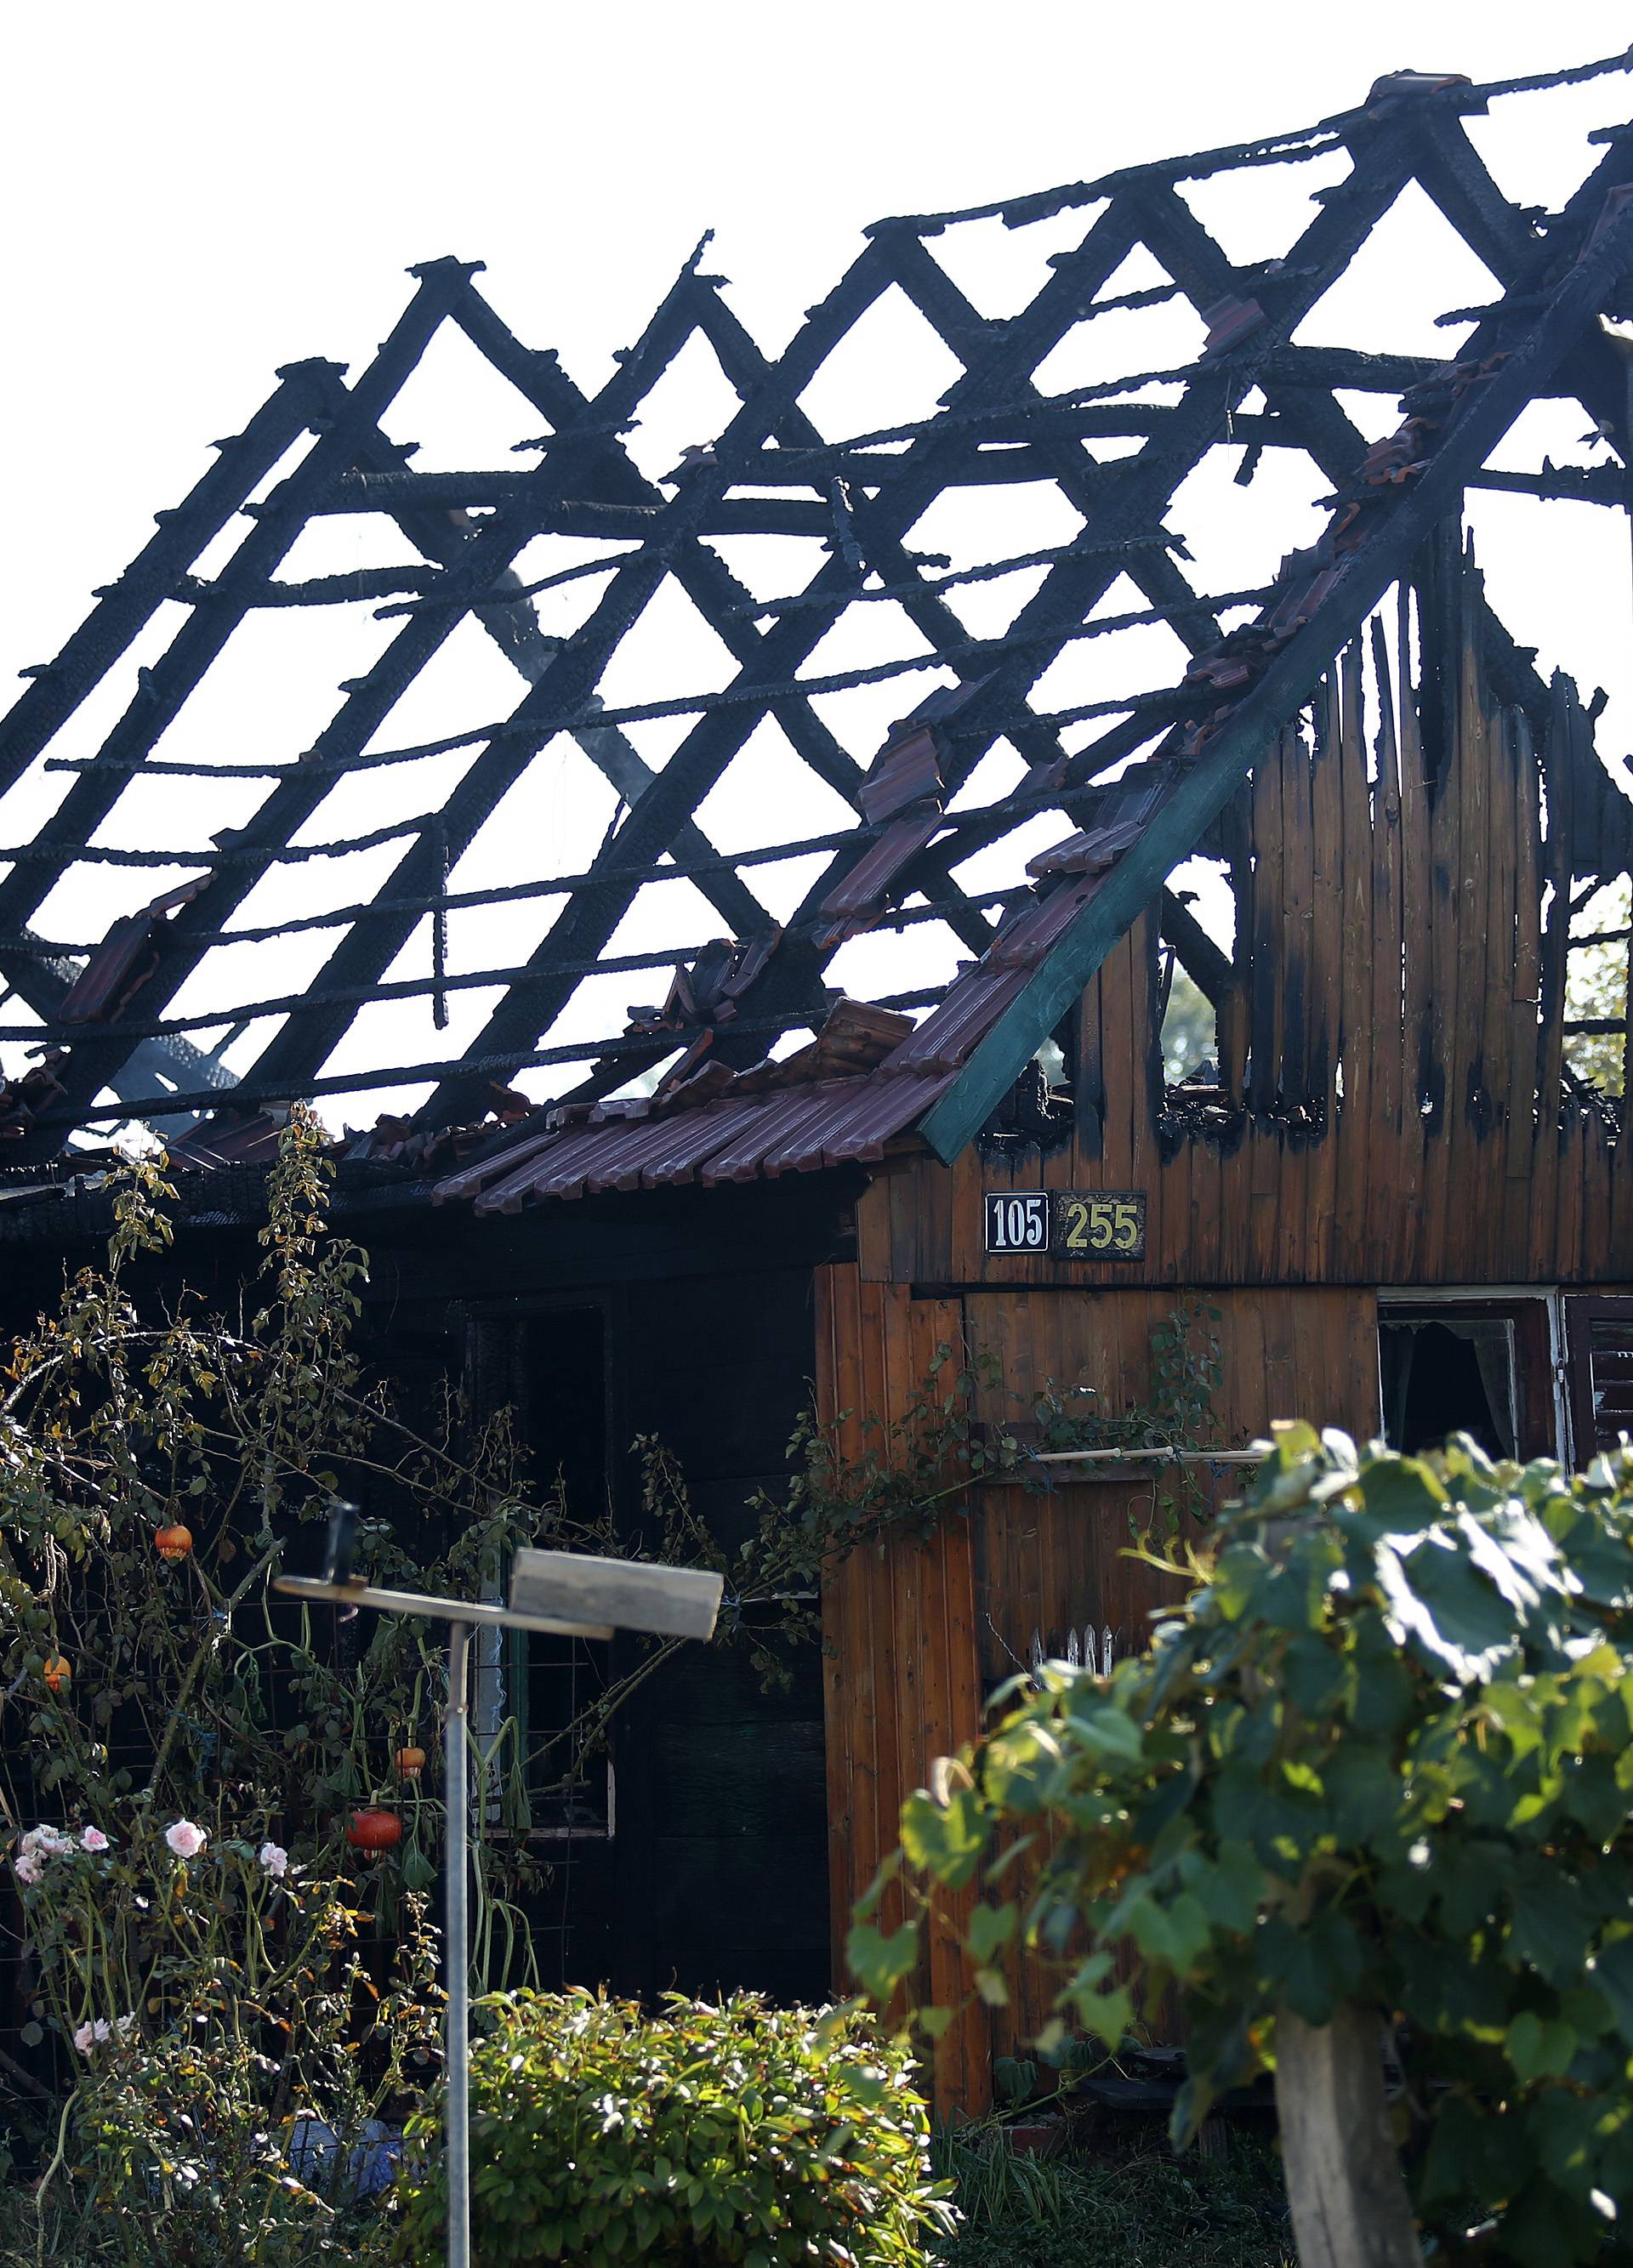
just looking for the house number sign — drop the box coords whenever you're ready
[983,1189,1147,1259]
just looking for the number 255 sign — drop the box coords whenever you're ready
[983,1189,1147,1259]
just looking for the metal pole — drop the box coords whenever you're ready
[446,1620,471,2268]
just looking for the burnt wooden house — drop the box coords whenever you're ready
[4,56,1633,2106]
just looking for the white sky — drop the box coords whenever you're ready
[2,0,1632,1137]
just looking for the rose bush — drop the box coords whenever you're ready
[9,1809,429,2265]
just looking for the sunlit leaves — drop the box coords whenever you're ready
[389,1990,953,2268]
[870,1428,1633,2262]
[845,1920,921,2005]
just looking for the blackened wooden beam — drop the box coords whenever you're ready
[0,367,322,801]
[300,474,832,537]
[918,179,1633,1162]
[16,277,695,1150]
[1158,884,1233,1006]
[242,252,909,1117]
[0,261,479,959]
[409,213,1158,1121]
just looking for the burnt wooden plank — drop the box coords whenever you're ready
[1394,588,1433,1282]
[1367,616,1404,1278]
[1477,655,1517,1280]
[1304,668,1345,1278]
[1336,639,1374,1280]
[1504,710,1545,1267]
[1216,786,1252,1111]
[1282,702,1317,1120]
[1452,569,1495,1198]
[1420,527,1466,1285]
[1532,679,1576,1276]
[1249,730,1287,1118]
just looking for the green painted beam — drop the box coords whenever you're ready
[917,191,1633,1166]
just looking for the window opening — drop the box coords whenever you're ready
[982,1011,1075,1149]
[1161,963,1217,1085]
[1378,1299,1555,1462]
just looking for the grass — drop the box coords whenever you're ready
[930,2122,1296,2268]
[0,2116,1294,2267]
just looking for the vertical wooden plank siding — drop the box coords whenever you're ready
[821,1265,1384,2112]
[825,571,1633,2117]
[858,593,1633,1295]
[815,1265,984,2106]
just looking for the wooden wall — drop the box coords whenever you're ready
[819,575,1633,2110]
[817,1262,1381,2107]
[869,594,1633,1297]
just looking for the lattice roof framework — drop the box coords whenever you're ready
[3,53,1633,1166]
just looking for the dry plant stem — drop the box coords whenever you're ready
[1275,2002,1424,2268]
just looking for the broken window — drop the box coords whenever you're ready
[1378,1299,1556,1463]
[982,1013,1076,1151]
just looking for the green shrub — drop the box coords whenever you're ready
[385,1988,952,2266]
[856,1425,1633,2261]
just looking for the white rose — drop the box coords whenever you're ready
[258,1842,288,1878]
[163,1820,207,1861]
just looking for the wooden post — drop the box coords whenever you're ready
[1274,2003,1424,2268]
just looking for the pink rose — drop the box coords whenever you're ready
[163,1820,207,1861]
[14,1852,41,1885]
[80,1827,110,1853]
[258,1842,288,1878]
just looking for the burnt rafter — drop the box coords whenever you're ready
[3,60,1633,1157]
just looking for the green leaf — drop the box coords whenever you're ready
[1374,1530,1522,1682]
[1506,2009,1578,2082]
[1324,1748,1400,1845]
[1261,1911,1366,2026]
[1350,1452,1450,1532]
[845,1919,920,2003]
[965,1901,1016,1967]
[1588,1936,1633,2047]
[1122,1890,1213,1978]
[1511,1860,1591,1987]
[1345,1611,1414,1737]
[1283,1631,1346,1716]
[1179,1840,1265,1937]
[899,1786,990,1887]
[1062,1696,1146,1763]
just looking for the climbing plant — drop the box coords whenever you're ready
[684,1302,1226,1688]
[851,1423,1633,2268]
[1029,1295,1226,1532]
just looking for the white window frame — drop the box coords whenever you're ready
[1374,1286,1568,1464]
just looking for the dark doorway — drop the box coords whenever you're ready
[467,1276,830,2009]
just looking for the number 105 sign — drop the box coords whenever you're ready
[983,1189,1147,1259]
